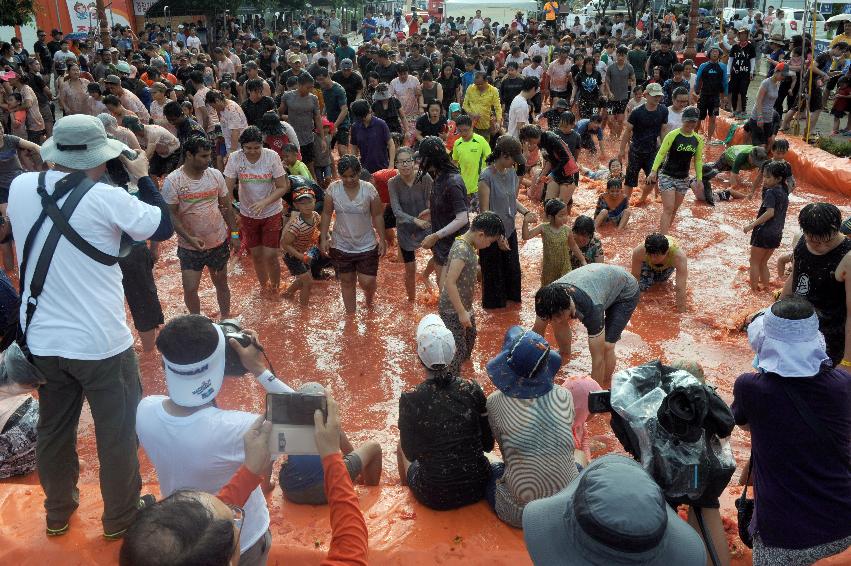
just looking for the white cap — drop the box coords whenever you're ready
[163,325,226,407]
[416,314,456,370]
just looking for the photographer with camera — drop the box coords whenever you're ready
[122,393,369,566]
[135,314,296,566]
[6,114,173,539]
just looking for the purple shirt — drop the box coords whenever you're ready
[732,367,851,549]
[351,116,390,173]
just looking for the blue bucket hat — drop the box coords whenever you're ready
[486,326,561,399]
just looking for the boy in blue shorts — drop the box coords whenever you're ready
[594,179,631,229]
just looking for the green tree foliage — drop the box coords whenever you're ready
[0,0,38,27]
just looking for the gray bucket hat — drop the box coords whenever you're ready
[40,114,127,170]
[522,454,707,565]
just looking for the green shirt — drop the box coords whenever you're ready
[451,134,492,195]
[287,160,313,180]
[722,145,756,174]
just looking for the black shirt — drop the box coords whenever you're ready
[627,103,668,152]
[415,113,447,137]
[398,377,494,510]
[499,76,525,108]
[792,237,851,334]
[375,61,398,84]
[729,43,757,76]
[648,49,678,81]
[371,98,403,133]
[241,96,277,127]
[405,54,431,77]
[332,70,364,106]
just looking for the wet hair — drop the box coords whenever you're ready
[337,154,362,176]
[454,114,472,128]
[184,136,212,156]
[103,94,121,107]
[155,314,218,364]
[616,46,628,55]
[313,67,330,79]
[522,76,539,92]
[560,111,576,126]
[750,146,768,166]
[633,84,644,94]
[672,86,689,99]
[350,99,371,119]
[417,135,455,182]
[608,158,622,170]
[544,198,567,219]
[535,282,574,320]
[470,211,505,237]
[798,203,841,239]
[245,78,265,92]
[606,179,622,192]
[572,214,595,236]
[770,296,815,321]
[673,63,684,73]
[588,114,603,124]
[163,100,183,118]
[396,146,415,161]
[282,143,299,154]
[644,232,670,255]
[762,160,791,193]
[771,139,789,153]
[87,82,103,94]
[518,124,542,141]
[238,126,264,145]
[204,89,224,105]
[119,490,234,566]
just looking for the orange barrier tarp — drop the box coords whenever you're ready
[714,114,851,197]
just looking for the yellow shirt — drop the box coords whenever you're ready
[462,83,502,131]
[544,1,559,21]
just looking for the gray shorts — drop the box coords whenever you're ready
[753,532,851,566]
[604,291,640,343]
[658,173,694,195]
[282,452,363,505]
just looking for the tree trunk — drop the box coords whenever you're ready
[684,0,699,59]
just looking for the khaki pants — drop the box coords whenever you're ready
[34,347,142,533]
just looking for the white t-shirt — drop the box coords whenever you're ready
[328,180,379,253]
[135,396,270,553]
[528,44,550,61]
[8,170,161,359]
[186,35,202,50]
[162,167,229,249]
[218,100,248,153]
[224,148,286,219]
[507,94,530,138]
[390,76,421,117]
[667,106,684,129]
[142,124,180,157]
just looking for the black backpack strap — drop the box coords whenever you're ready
[36,177,130,267]
[781,380,851,472]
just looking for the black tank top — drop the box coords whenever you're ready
[793,237,851,329]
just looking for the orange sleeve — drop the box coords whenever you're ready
[216,466,263,507]
[320,453,369,566]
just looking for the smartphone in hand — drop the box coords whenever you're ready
[266,393,328,454]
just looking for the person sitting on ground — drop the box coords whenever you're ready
[594,179,631,230]
[485,326,576,528]
[630,232,688,312]
[522,198,586,286]
[397,314,496,511]
[136,315,297,565]
[278,382,382,505]
[570,215,605,269]
[734,297,851,565]
[700,144,768,204]
[522,455,707,565]
[121,394,369,566]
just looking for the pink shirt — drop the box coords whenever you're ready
[162,167,229,249]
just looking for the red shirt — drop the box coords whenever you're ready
[370,168,398,204]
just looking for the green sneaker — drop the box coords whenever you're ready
[103,495,157,541]
[45,521,70,537]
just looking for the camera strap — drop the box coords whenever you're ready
[18,171,129,338]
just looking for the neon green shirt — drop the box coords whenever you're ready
[451,134,492,195]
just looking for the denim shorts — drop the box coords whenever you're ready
[604,291,640,343]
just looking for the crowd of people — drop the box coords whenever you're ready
[0,5,849,566]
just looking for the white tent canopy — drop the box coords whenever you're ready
[443,0,539,26]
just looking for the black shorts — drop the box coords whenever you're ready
[750,226,782,249]
[698,94,720,119]
[332,127,350,147]
[550,90,569,102]
[549,162,578,185]
[625,148,656,187]
[329,246,379,276]
[745,117,779,146]
[119,244,164,332]
[300,141,315,164]
[400,247,416,263]
[608,98,629,115]
[383,203,396,230]
[604,291,639,343]
[177,238,230,272]
[283,253,309,276]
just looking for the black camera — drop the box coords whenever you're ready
[217,319,254,376]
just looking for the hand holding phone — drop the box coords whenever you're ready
[267,392,328,454]
[314,393,342,458]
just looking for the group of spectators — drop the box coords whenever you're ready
[0,5,849,566]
